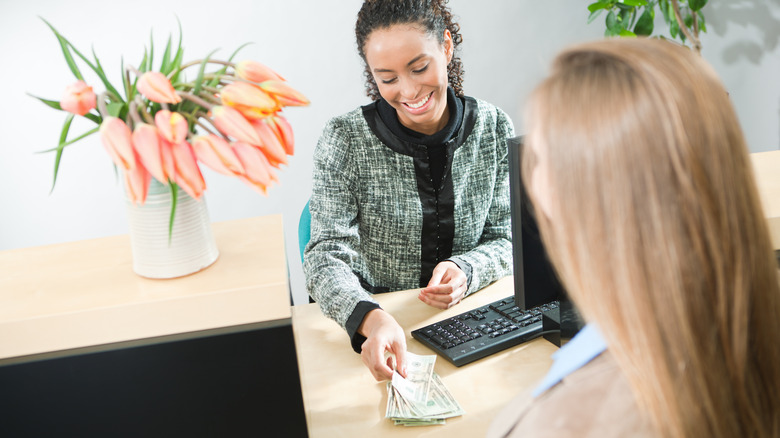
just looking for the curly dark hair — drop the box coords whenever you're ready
[355,0,464,101]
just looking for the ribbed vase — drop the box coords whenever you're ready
[126,180,219,279]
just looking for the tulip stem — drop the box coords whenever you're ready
[177,59,234,72]
[177,91,214,110]
[193,118,218,136]
[97,91,110,119]
[198,90,222,105]
[168,60,235,81]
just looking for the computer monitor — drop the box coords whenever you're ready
[507,136,565,310]
[507,136,583,344]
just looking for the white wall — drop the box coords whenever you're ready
[1,1,778,306]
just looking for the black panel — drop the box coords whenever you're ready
[0,324,308,438]
[507,136,567,310]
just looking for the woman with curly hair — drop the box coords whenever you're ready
[304,0,515,380]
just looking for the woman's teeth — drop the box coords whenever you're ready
[406,93,430,109]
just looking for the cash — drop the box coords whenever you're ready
[386,352,465,426]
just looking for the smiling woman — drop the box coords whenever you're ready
[303,0,515,383]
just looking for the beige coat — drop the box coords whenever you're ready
[487,351,655,437]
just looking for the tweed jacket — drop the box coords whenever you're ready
[303,96,514,335]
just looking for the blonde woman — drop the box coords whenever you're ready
[489,38,780,437]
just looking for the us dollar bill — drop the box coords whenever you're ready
[385,353,464,426]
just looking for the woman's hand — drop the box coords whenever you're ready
[358,309,408,381]
[418,261,467,309]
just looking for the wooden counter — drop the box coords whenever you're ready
[293,276,557,437]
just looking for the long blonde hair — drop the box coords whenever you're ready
[523,38,780,437]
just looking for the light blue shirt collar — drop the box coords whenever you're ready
[533,323,607,397]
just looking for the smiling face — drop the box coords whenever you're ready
[363,24,453,135]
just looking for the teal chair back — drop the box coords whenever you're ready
[298,200,311,264]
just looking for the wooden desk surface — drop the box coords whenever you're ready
[0,215,290,363]
[752,150,780,249]
[292,276,558,437]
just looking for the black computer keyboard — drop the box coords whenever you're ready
[411,297,559,367]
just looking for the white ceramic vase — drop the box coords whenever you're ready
[126,179,219,279]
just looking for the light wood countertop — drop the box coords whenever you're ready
[292,276,557,437]
[0,215,290,363]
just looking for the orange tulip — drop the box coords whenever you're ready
[137,71,182,104]
[154,110,188,144]
[99,117,136,170]
[258,80,309,107]
[191,135,244,176]
[132,123,167,184]
[220,81,278,120]
[210,105,262,145]
[251,118,288,167]
[124,157,151,205]
[60,80,96,116]
[232,141,277,195]
[171,141,206,199]
[160,138,176,185]
[267,115,295,155]
[235,60,284,83]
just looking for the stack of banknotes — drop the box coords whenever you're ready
[385,352,465,426]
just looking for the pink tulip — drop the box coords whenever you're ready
[99,117,136,170]
[160,138,176,185]
[60,80,96,116]
[171,141,206,199]
[258,80,309,107]
[191,135,244,176]
[235,60,284,83]
[210,105,262,145]
[137,71,182,104]
[267,115,295,155]
[154,110,188,144]
[124,157,151,205]
[232,141,277,195]
[220,81,278,120]
[132,123,167,183]
[251,118,288,167]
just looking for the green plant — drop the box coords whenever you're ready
[587,0,708,52]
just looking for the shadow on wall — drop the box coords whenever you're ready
[707,0,780,64]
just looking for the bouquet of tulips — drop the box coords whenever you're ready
[33,19,308,221]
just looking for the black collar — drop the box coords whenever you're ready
[362,91,476,157]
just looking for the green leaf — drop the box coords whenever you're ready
[29,94,62,111]
[51,113,75,192]
[659,0,672,25]
[634,7,655,35]
[169,47,186,84]
[193,49,219,96]
[684,12,694,29]
[168,182,179,243]
[621,0,648,6]
[670,14,680,39]
[587,1,610,13]
[689,0,707,11]
[588,8,605,24]
[204,41,254,88]
[29,93,101,124]
[106,102,125,118]
[160,35,173,74]
[228,42,252,63]
[605,10,621,36]
[619,29,638,37]
[89,46,123,100]
[38,126,100,153]
[149,30,155,73]
[40,18,84,80]
[698,10,707,32]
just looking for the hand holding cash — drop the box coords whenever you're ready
[386,352,465,426]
